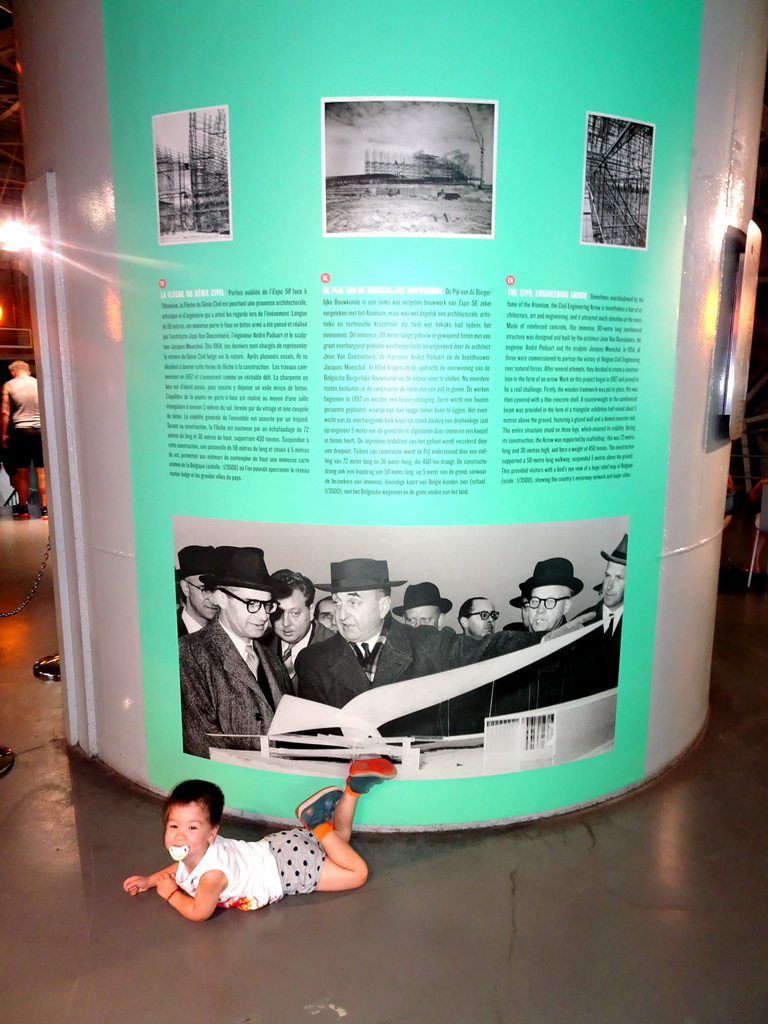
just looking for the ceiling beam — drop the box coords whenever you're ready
[0,143,23,165]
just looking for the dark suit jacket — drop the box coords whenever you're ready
[258,621,335,692]
[179,620,292,758]
[579,600,623,692]
[295,618,538,738]
[449,615,565,731]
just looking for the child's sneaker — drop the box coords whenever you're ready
[347,757,397,794]
[296,786,343,832]
[12,504,30,520]
[40,506,48,520]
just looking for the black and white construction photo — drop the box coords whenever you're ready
[172,515,628,781]
[153,105,232,244]
[581,112,655,249]
[323,98,496,237]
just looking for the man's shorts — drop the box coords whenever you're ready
[266,827,325,895]
[4,427,44,474]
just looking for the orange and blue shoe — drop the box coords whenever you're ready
[296,786,343,832]
[347,757,397,795]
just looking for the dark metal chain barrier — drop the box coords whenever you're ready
[0,541,51,617]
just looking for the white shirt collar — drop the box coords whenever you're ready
[602,604,624,631]
[218,620,253,659]
[181,608,205,634]
[355,632,382,651]
[281,627,313,659]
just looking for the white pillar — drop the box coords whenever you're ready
[16,0,147,782]
[13,0,768,812]
[647,0,768,775]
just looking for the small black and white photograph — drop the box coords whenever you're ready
[580,112,655,249]
[322,98,496,237]
[171,515,628,782]
[153,105,232,244]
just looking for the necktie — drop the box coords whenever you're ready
[354,640,383,682]
[244,642,275,710]
[607,614,614,636]
[282,642,295,682]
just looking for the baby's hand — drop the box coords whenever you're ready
[123,875,150,895]
[155,871,179,901]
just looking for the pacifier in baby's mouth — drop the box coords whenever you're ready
[169,845,189,861]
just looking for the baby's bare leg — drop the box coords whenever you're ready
[315,805,368,891]
[298,760,397,892]
[295,788,366,891]
[331,787,358,843]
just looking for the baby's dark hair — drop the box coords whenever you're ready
[163,779,225,826]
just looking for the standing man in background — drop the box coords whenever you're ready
[176,545,219,637]
[458,597,498,640]
[581,534,627,692]
[1,361,47,520]
[314,596,338,633]
[393,581,453,630]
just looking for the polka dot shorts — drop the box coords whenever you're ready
[266,827,326,895]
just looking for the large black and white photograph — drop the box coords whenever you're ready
[323,98,496,237]
[580,112,655,249]
[153,105,232,244]
[172,516,628,782]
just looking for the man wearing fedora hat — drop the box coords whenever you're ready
[580,533,627,692]
[176,545,219,638]
[295,557,541,737]
[506,556,599,714]
[516,557,583,636]
[393,582,452,630]
[179,547,293,758]
[451,558,586,730]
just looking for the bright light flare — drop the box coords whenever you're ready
[702,281,720,341]
[0,220,43,253]
[104,285,123,343]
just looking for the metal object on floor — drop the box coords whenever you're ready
[0,541,51,617]
[0,747,14,778]
[747,485,768,588]
[33,653,61,680]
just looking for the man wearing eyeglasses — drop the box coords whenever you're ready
[458,597,499,640]
[523,560,580,636]
[501,556,611,712]
[176,545,219,637]
[178,546,292,758]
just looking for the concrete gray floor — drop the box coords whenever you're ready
[1,507,768,1024]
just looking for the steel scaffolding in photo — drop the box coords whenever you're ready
[156,145,191,234]
[363,149,472,183]
[583,115,654,248]
[156,109,229,236]
[188,108,229,234]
